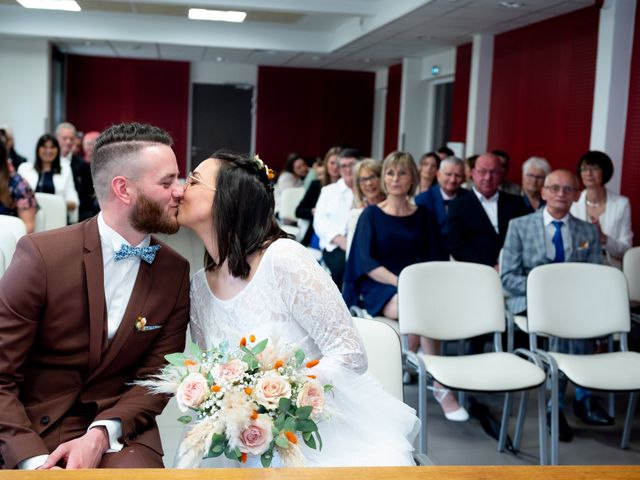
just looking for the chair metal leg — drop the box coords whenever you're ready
[537,384,548,465]
[498,393,511,452]
[608,337,616,418]
[456,340,465,407]
[549,366,559,465]
[406,351,428,455]
[513,390,529,452]
[621,392,637,449]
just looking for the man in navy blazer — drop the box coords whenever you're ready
[415,156,468,250]
[501,169,611,441]
[447,153,528,267]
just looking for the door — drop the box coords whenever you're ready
[190,83,253,171]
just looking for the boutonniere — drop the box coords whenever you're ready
[578,240,590,250]
[135,316,162,332]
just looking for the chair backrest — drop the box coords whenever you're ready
[352,317,404,401]
[0,215,27,242]
[34,192,67,232]
[279,187,305,223]
[623,247,640,303]
[398,261,506,340]
[155,227,205,278]
[527,263,630,338]
[0,231,14,277]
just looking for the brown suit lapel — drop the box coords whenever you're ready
[83,218,106,373]
[86,241,155,383]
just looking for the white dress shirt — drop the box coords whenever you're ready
[313,178,354,252]
[473,187,499,233]
[18,213,150,469]
[542,209,573,261]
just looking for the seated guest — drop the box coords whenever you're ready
[0,139,36,233]
[18,134,79,216]
[346,158,385,257]
[0,127,27,173]
[570,150,633,269]
[501,169,612,441]
[313,148,359,288]
[448,152,528,268]
[521,156,551,212]
[492,149,521,195]
[343,152,464,420]
[462,154,477,190]
[416,152,439,194]
[436,146,454,159]
[55,122,85,199]
[296,146,340,246]
[78,131,100,221]
[415,156,468,250]
[275,153,308,215]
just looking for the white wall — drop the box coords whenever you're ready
[0,37,50,162]
[190,62,258,85]
[371,68,388,160]
[398,49,456,160]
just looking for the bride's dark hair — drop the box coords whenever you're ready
[205,150,289,278]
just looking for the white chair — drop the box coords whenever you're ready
[527,262,640,465]
[0,215,27,242]
[278,187,306,242]
[155,227,205,278]
[352,316,431,465]
[34,192,67,232]
[623,247,640,321]
[398,261,547,463]
[0,230,15,277]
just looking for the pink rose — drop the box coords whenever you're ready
[239,414,273,456]
[176,372,208,412]
[212,358,248,384]
[296,381,325,417]
[254,372,291,410]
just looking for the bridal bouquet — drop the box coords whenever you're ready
[140,336,332,468]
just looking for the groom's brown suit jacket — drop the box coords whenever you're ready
[0,217,190,469]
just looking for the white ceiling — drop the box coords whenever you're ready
[0,0,593,70]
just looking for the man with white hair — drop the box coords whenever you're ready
[521,156,551,212]
[415,156,469,250]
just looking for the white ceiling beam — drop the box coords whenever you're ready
[97,0,379,16]
[0,5,330,52]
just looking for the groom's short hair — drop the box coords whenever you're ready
[91,123,173,203]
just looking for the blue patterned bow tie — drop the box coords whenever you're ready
[114,244,161,264]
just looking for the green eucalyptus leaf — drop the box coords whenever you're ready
[295,405,313,420]
[165,352,188,366]
[275,436,289,449]
[316,432,323,451]
[177,415,192,424]
[323,384,333,393]
[294,349,305,366]
[251,338,268,355]
[283,417,296,433]
[296,419,317,432]
[278,397,291,413]
[260,449,273,468]
[187,340,202,359]
[303,433,317,450]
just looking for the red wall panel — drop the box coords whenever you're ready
[255,66,374,169]
[450,43,472,144]
[487,6,599,183]
[622,3,640,246]
[383,63,402,157]
[66,55,190,174]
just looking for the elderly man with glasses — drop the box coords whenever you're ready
[501,169,612,442]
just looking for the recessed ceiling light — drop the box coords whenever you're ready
[16,0,80,11]
[499,1,524,8]
[84,40,92,46]
[188,8,246,23]
[215,56,224,62]
[362,58,371,64]
[311,55,323,61]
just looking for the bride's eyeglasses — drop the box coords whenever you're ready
[186,172,217,191]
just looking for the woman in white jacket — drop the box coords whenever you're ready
[18,134,79,220]
[571,150,633,269]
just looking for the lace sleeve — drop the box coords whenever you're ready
[272,240,367,374]
[188,272,209,351]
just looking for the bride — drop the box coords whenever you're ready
[176,151,419,467]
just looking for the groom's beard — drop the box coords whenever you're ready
[130,193,179,234]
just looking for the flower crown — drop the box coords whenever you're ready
[254,154,275,181]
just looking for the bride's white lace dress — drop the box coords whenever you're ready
[187,238,419,467]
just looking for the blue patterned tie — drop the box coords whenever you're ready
[114,244,161,264]
[551,220,565,263]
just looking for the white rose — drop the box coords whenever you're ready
[296,381,325,417]
[254,371,292,410]
[212,358,248,384]
[176,372,208,412]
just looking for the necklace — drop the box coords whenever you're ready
[586,199,601,207]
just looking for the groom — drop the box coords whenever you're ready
[0,123,190,469]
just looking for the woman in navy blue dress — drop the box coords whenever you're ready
[343,151,468,421]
